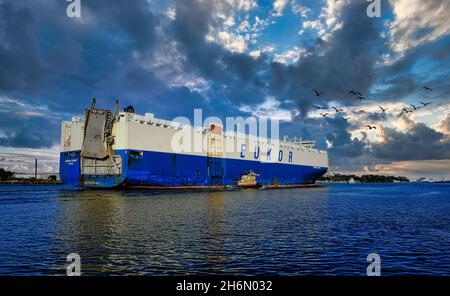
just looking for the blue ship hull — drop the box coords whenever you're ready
[60,149,328,188]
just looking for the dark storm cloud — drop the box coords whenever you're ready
[169,0,268,107]
[83,0,158,51]
[0,2,45,92]
[324,116,366,159]
[0,111,59,148]
[372,122,450,161]
[352,109,388,122]
[269,0,386,114]
[374,37,450,104]
[281,115,365,165]
[170,0,261,82]
[168,0,388,115]
[0,0,231,150]
[0,0,165,148]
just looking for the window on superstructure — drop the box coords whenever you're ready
[129,151,143,158]
[67,151,80,158]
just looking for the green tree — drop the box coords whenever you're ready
[0,168,15,181]
[318,173,409,183]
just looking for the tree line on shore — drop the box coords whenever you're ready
[0,168,14,181]
[0,168,58,182]
[318,174,409,183]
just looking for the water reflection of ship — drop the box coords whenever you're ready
[204,192,226,268]
[54,190,231,274]
[52,186,332,275]
[54,190,127,274]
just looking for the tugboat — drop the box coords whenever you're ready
[236,171,262,188]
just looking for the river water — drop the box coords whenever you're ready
[0,183,449,275]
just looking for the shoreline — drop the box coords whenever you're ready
[0,181,63,186]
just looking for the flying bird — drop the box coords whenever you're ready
[313,89,324,96]
[410,104,420,110]
[379,106,387,113]
[423,86,433,91]
[355,96,367,101]
[320,113,328,117]
[402,108,412,113]
[419,102,432,106]
[366,125,376,130]
[344,117,351,121]
[349,90,362,96]
[313,105,326,109]
[332,106,344,113]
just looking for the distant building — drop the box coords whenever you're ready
[416,177,433,183]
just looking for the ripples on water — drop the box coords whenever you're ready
[0,183,449,275]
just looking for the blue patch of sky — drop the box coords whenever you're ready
[248,0,322,54]
[259,9,304,52]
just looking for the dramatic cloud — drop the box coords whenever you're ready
[438,113,450,136]
[268,0,387,115]
[372,119,450,161]
[389,0,450,53]
[0,2,45,93]
[0,97,61,148]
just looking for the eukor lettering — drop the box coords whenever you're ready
[238,146,293,163]
[254,146,260,159]
[240,144,246,158]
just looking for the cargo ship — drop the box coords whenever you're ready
[60,100,328,189]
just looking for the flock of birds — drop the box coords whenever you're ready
[311,86,434,130]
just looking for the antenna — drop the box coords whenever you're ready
[112,99,119,122]
[90,98,96,109]
[34,158,37,180]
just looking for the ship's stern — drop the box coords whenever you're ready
[59,101,127,188]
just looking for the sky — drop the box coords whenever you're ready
[0,0,449,180]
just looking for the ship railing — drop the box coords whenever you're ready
[130,114,185,130]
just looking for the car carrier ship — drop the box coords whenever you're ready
[59,100,328,189]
